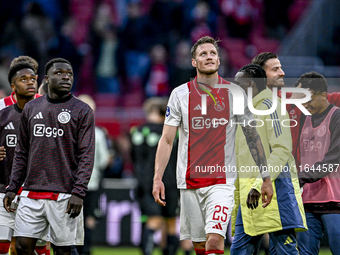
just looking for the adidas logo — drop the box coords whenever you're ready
[212,223,223,230]
[34,112,43,119]
[284,236,293,245]
[4,122,15,130]
[194,104,202,110]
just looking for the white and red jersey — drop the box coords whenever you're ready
[165,77,253,189]
[0,92,41,110]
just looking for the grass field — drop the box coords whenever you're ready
[86,246,333,255]
[48,246,333,254]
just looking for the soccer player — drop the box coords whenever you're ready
[152,36,273,255]
[294,72,340,255]
[3,58,95,255]
[0,62,37,255]
[252,52,340,173]
[131,97,179,255]
[0,56,41,111]
[230,64,307,254]
[251,52,285,91]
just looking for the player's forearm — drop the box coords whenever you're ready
[154,136,173,181]
[241,125,269,179]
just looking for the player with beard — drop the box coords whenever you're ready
[3,58,95,255]
[152,36,273,255]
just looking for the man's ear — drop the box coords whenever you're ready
[321,91,327,100]
[192,59,197,68]
[10,83,15,92]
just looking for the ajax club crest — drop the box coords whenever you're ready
[58,109,71,124]
[214,100,225,111]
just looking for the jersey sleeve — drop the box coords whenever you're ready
[72,107,95,198]
[164,89,181,127]
[6,108,30,193]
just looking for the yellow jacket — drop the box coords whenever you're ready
[232,88,307,236]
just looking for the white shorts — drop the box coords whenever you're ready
[0,193,17,241]
[14,195,84,246]
[180,184,235,242]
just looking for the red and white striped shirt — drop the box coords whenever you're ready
[0,92,41,110]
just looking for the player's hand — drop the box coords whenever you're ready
[3,192,16,213]
[66,195,83,219]
[246,189,261,210]
[261,176,273,208]
[0,146,6,161]
[152,179,166,206]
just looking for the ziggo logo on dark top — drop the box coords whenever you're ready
[33,124,64,138]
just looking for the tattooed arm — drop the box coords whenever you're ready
[241,125,273,208]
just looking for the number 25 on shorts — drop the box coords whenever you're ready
[212,205,228,222]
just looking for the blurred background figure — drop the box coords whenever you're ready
[145,44,170,98]
[169,40,196,89]
[77,94,110,255]
[131,97,179,255]
[91,3,120,94]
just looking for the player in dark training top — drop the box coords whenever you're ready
[0,62,37,255]
[4,58,95,255]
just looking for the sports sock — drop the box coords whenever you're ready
[35,245,46,255]
[0,243,11,255]
[162,235,179,255]
[0,242,10,255]
[194,248,205,255]
[205,249,224,254]
[141,227,155,255]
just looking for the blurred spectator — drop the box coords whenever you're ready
[0,54,13,96]
[264,0,294,39]
[218,47,234,78]
[148,0,183,47]
[220,0,255,39]
[21,2,57,76]
[91,3,120,94]
[189,1,217,43]
[169,40,196,88]
[145,44,170,97]
[131,97,179,255]
[49,18,83,87]
[120,1,154,90]
[76,94,110,255]
[104,135,124,178]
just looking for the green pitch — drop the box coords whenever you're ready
[50,246,333,254]
[90,246,332,255]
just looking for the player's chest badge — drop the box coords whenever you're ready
[214,101,225,111]
[58,109,71,124]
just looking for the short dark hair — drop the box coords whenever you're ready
[252,52,278,69]
[191,36,220,59]
[8,63,35,84]
[44,58,72,75]
[237,64,267,92]
[295,71,327,93]
[10,56,38,74]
